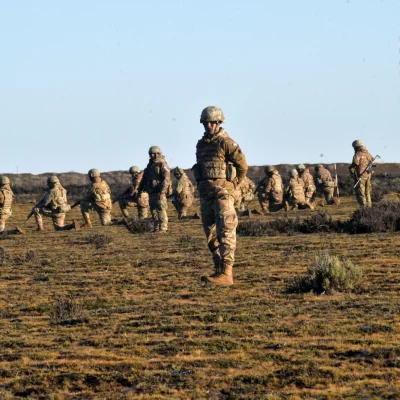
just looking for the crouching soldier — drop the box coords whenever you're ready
[314,164,336,205]
[297,164,316,206]
[33,176,79,231]
[171,167,194,219]
[80,169,112,227]
[0,176,14,233]
[284,169,314,211]
[233,176,256,214]
[119,166,149,219]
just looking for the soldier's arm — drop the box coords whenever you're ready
[159,163,171,195]
[223,138,248,181]
[36,192,52,208]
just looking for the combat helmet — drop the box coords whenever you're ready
[129,166,141,174]
[148,146,162,156]
[0,176,10,186]
[352,140,363,149]
[88,168,101,178]
[47,175,60,186]
[264,165,275,174]
[200,106,225,124]
[297,164,305,171]
[173,167,185,176]
[289,169,298,177]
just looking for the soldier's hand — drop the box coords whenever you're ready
[159,193,166,200]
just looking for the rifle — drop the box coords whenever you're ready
[21,210,35,227]
[71,200,81,209]
[354,155,380,188]
[334,164,340,198]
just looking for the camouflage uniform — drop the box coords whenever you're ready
[119,167,149,219]
[172,167,194,219]
[233,176,256,212]
[0,177,14,232]
[284,169,312,210]
[138,147,170,232]
[349,140,374,207]
[34,176,74,231]
[80,169,112,226]
[255,167,284,213]
[297,164,316,205]
[194,106,248,285]
[314,165,336,205]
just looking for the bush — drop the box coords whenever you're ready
[86,234,113,249]
[49,293,86,325]
[347,201,400,234]
[288,251,364,294]
[124,217,153,234]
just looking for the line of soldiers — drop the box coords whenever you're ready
[254,163,340,213]
[0,106,377,288]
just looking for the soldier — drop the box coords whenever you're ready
[0,176,14,233]
[314,164,336,205]
[233,176,256,213]
[193,106,248,285]
[171,167,194,219]
[138,146,171,233]
[80,169,112,227]
[33,176,79,231]
[349,140,375,207]
[118,166,149,219]
[284,169,313,210]
[297,164,316,206]
[255,166,284,213]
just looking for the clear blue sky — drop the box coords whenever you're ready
[1,0,399,174]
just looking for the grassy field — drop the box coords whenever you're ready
[0,196,399,399]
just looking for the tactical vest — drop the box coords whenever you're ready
[195,136,229,180]
[290,178,305,201]
[180,176,194,196]
[271,173,283,193]
[0,188,13,214]
[52,186,68,207]
[143,159,169,194]
[92,180,111,204]
[131,172,143,191]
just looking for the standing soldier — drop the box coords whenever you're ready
[193,106,248,285]
[297,164,316,207]
[349,140,375,207]
[255,166,284,213]
[284,169,313,210]
[33,176,79,231]
[0,176,14,233]
[118,166,149,219]
[314,164,336,205]
[80,169,112,227]
[138,146,171,233]
[171,167,194,219]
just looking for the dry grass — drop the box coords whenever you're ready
[0,196,399,399]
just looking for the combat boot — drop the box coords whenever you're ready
[202,263,233,286]
[283,201,289,212]
[82,214,92,228]
[121,208,130,218]
[36,224,45,232]
[209,255,222,278]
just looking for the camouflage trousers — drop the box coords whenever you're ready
[355,176,372,207]
[172,195,193,219]
[200,193,238,266]
[149,194,168,232]
[0,211,11,232]
[304,187,316,204]
[80,201,111,226]
[321,187,335,205]
[34,208,67,230]
[258,193,284,213]
[119,197,149,219]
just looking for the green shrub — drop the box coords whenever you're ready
[288,251,363,294]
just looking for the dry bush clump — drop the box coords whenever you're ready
[347,201,400,234]
[124,217,153,234]
[49,293,87,325]
[86,234,113,248]
[287,251,364,294]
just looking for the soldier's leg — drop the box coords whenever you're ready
[93,204,112,226]
[365,177,372,207]
[355,180,367,206]
[80,201,93,227]
[258,194,269,213]
[0,215,8,232]
[158,197,168,231]
[118,199,130,218]
[137,206,148,219]
[34,208,49,231]
[172,199,181,217]
[52,213,66,231]
[149,194,158,231]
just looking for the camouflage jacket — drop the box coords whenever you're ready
[265,171,283,194]
[194,128,248,197]
[37,184,68,211]
[122,171,144,198]
[139,155,171,195]
[285,178,305,202]
[174,173,194,199]
[233,176,256,201]
[0,185,14,215]
[83,179,112,209]
[315,167,334,186]
[300,169,316,192]
[349,147,374,176]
